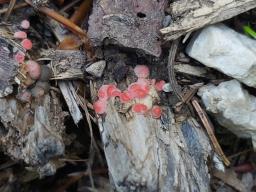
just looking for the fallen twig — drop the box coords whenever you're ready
[167,38,184,102]
[213,169,246,192]
[192,98,230,166]
[25,0,95,59]
[3,0,16,21]
[0,2,28,14]
[70,0,92,25]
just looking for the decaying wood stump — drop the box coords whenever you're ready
[160,0,256,40]
[98,100,213,191]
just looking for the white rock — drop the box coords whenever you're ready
[163,83,173,93]
[198,80,256,148]
[86,60,106,77]
[186,24,256,88]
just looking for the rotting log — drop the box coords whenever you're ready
[97,99,213,192]
[160,0,256,40]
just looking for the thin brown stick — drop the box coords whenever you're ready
[0,0,10,4]
[60,0,81,13]
[0,2,28,14]
[25,0,85,36]
[3,0,16,21]
[167,38,184,102]
[191,98,230,166]
[54,0,64,6]
[70,0,92,25]
[25,0,95,59]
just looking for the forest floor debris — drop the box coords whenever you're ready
[0,0,256,191]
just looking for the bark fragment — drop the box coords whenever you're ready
[160,0,256,40]
[0,94,66,176]
[88,0,168,57]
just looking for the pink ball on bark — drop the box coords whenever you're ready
[155,80,166,91]
[151,105,162,119]
[119,91,133,103]
[14,31,27,39]
[134,65,150,78]
[132,103,148,114]
[14,51,25,63]
[21,39,33,50]
[20,20,30,29]
[93,100,107,114]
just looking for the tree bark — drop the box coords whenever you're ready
[160,0,256,40]
[98,99,213,192]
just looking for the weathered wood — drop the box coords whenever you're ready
[59,81,83,124]
[42,49,86,80]
[0,93,66,176]
[44,20,85,125]
[98,100,213,191]
[160,0,256,40]
[0,33,19,97]
[88,0,168,57]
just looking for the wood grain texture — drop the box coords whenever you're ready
[160,0,256,40]
[98,99,213,191]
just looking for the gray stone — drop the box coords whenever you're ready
[198,80,256,148]
[186,24,256,88]
[86,60,106,77]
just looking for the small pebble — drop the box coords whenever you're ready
[20,20,30,29]
[162,83,173,93]
[162,15,172,28]
[85,60,106,78]
[21,39,32,50]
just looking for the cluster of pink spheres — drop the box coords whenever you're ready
[93,65,166,119]
[13,20,32,64]
[13,20,41,81]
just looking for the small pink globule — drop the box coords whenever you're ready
[134,65,150,78]
[14,31,27,39]
[107,84,121,97]
[151,105,162,119]
[119,91,132,103]
[14,51,25,63]
[20,20,30,29]
[93,100,107,114]
[98,85,110,101]
[155,80,166,91]
[132,103,148,114]
[128,82,149,99]
[26,60,41,80]
[137,78,150,86]
[21,39,33,50]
